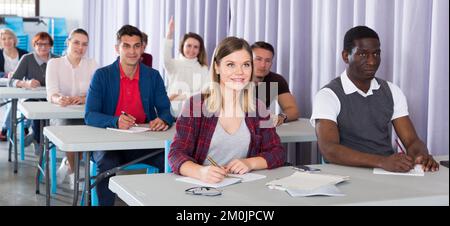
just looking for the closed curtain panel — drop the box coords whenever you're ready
[82,0,229,73]
[83,0,448,155]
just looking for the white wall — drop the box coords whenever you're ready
[17,0,83,51]
[39,0,84,32]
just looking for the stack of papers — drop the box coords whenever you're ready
[266,172,350,197]
[107,126,150,133]
[176,173,266,188]
[373,164,424,176]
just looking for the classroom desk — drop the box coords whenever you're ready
[42,118,316,206]
[0,87,46,174]
[109,157,449,206]
[18,102,85,197]
[276,119,316,143]
[43,125,176,206]
[0,78,8,87]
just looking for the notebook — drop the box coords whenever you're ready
[373,164,424,176]
[228,173,266,182]
[176,173,266,188]
[106,126,150,133]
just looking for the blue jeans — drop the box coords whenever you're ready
[92,149,164,206]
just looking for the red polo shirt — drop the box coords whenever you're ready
[114,63,146,124]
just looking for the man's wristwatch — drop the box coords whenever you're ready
[278,113,288,123]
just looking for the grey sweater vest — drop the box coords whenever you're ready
[324,77,395,156]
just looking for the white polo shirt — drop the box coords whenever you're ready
[310,71,409,127]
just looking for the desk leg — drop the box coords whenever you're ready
[314,142,323,164]
[44,127,50,206]
[40,119,46,157]
[35,144,44,194]
[11,99,18,173]
[20,114,25,161]
[8,130,12,162]
[84,152,91,206]
[73,153,79,206]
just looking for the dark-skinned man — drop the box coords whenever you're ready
[310,26,439,173]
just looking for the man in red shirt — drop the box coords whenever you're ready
[85,25,173,206]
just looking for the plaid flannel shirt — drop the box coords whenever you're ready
[169,95,285,174]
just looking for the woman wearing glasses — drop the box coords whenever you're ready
[9,32,58,89]
[45,28,98,190]
[169,37,285,184]
[9,32,59,155]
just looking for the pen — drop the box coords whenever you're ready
[395,138,406,154]
[121,111,139,127]
[207,156,242,180]
[292,165,321,172]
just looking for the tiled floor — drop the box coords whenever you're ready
[0,105,81,206]
[0,134,77,206]
[0,105,132,206]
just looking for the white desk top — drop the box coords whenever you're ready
[43,118,316,152]
[276,119,316,142]
[109,158,449,206]
[18,102,85,120]
[0,87,46,99]
[0,78,8,87]
[43,125,176,152]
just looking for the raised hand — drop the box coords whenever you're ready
[167,16,175,39]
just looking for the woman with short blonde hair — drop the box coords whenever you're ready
[0,28,28,142]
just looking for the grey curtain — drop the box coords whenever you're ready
[83,0,449,156]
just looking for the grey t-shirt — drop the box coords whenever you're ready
[205,120,251,166]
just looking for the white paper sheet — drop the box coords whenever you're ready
[373,164,424,176]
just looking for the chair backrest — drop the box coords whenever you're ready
[84,160,159,206]
[47,18,68,55]
[52,35,67,55]
[165,140,173,173]
[16,34,29,51]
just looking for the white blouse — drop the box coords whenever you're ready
[3,51,19,74]
[45,56,98,102]
[163,39,210,98]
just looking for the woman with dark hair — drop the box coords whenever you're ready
[45,28,98,189]
[164,16,210,109]
[168,37,285,184]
